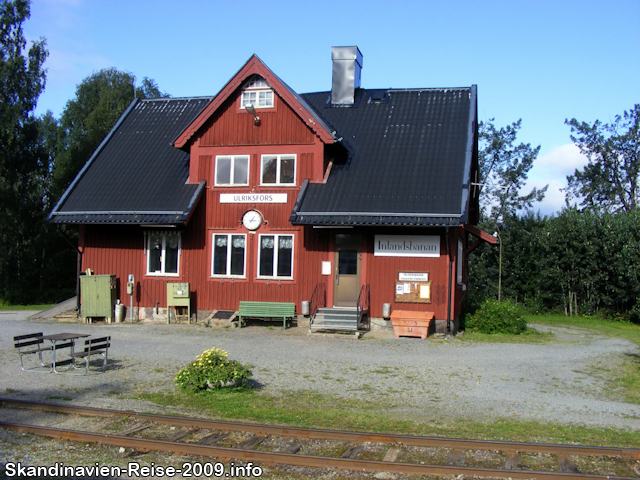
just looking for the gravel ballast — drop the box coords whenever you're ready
[1,311,639,431]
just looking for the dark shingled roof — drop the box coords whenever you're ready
[49,80,476,228]
[48,97,213,225]
[290,87,476,226]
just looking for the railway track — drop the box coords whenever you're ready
[0,398,638,479]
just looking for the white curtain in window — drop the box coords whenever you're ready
[261,237,274,249]
[233,237,245,248]
[279,237,293,249]
[216,236,227,247]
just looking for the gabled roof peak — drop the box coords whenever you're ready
[173,54,336,149]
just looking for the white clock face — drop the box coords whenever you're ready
[242,210,262,230]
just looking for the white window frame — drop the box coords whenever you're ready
[146,233,181,277]
[211,233,247,278]
[240,78,273,109]
[257,234,294,279]
[241,90,274,109]
[214,155,250,186]
[260,154,296,186]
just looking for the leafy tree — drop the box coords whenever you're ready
[0,0,50,301]
[565,104,640,213]
[467,119,548,311]
[50,68,169,203]
[478,119,548,225]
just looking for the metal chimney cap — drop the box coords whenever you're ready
[331,46,364,106]
[331,46,363,67]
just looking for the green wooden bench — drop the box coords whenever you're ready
[238,301,296,329]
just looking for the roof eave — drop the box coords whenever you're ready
[458,85,478,223]
[49,181,206,227]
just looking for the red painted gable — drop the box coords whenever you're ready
[174,55,336,151]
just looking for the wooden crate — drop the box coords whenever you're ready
[390,310,434,339]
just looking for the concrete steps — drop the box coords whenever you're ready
[310,307,366,332]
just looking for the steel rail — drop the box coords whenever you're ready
[1,398,638,461]
[0,422,635,480]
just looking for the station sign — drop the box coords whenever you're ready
[374,235,440,257]
[220,193,288,204]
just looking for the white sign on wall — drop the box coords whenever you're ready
[374,235,440,257]
[399,272,429,281]
[220,193,288,204]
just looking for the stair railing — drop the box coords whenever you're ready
[309,282,326,326]
[356,283,370,329]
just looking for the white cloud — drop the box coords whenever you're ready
[530,144,588,180]
[523,144,589,216]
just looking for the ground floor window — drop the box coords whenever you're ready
[258,234,293,278]
[147,233,180,275]
[212,233,246,277]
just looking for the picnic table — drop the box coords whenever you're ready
[42,333,90,374]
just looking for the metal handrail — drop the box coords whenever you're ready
[356,284,370,329]
[309,283,326,326]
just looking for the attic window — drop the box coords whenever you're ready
[241,77,273,109]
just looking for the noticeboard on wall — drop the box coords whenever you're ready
[394,280,432,303]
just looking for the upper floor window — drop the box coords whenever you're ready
[215,155,249,186]
[241,77,273,109]
[147,233,180,276]
[261,154,296,186]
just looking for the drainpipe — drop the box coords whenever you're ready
[446,227,453,334]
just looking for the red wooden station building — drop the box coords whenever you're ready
[49,47,496,334]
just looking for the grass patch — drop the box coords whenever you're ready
[0,304,54,311]
[615,354,640,404]
[527,314,640,347]
[461,328,553,344]
[138,388,640,449]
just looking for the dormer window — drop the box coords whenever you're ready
[241,77,274,109]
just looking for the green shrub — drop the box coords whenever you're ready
[465,299,527,334]
[175,347,252,393]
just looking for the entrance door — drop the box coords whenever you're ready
[334,235,361,307]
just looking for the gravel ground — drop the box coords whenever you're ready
[1,311,639,431]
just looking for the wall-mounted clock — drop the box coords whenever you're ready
[242,210,263,230]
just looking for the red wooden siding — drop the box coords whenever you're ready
[197,93,316,147]
[80,220,465,320]
[362,229,455,319]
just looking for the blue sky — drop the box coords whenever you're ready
[24,0,640,216]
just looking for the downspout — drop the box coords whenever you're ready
[446,227,453,334]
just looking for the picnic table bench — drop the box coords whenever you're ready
[13,332,53,373]
[238,301,296,329]
[67,336,111,375]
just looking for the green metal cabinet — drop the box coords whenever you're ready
[167,282,191,324]
[80,274,117,323]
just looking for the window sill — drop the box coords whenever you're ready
[259,184,297,188]
[256,277,294,282]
